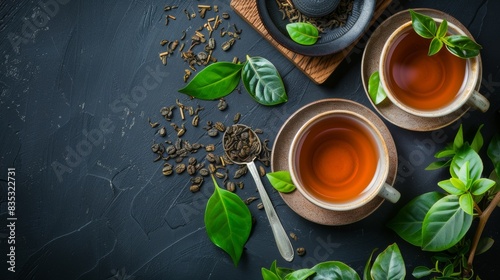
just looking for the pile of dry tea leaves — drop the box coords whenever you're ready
[148,98,271,206]
[159,4,243,82]
[276,0,354,33]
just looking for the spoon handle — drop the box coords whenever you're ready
[247,161,294,262]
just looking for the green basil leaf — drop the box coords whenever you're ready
[266,171,296,193]
[387,192,445,247]
[284,268,315,280]
[470,124,484,152]
[451,146,483,181]
[311,261,360,280]
[428,37,443,56]
[471,178,496,195]
[263,268,282,280]
[286,22,320,46]
[204,176,252,266]
[436,19,448,38]
[459,193,474,215]
[370,243,406,280]
[410,10,437,39]
[363,249,377,280]
[412,266,433,278]
[422,195,473,251]
[487,133,500,177]
[368,71,387,105]
[438,179,464,195]
[179,62,243,100]
[241,55,288,106]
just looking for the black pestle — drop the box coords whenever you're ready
[291,0,341,18]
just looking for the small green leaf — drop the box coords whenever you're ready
[242,55,288,106]
[453,125,464,150]
[363,249,377,280]
[487,133,500,177]
[476,237,495,255]
[263,268,282,280]
[436,19,448,38]
[286,22,320,46]
[179,62,243,100]
[438,179,464,195]
[277,267,295,279]
[425,159,451,170]
[284,268,315,280]
[459,193,474,215]
[412,266,433,278]
[471,178,496,195]
[456,161,470,186]
[470,124,484,152]
[422,195,473,251]
[442,263,454,277]
[428,37,443,56]
[410,10,437,39]
[435,149,456,158]
[387,192,445,247]
[370,243,406,280]
[445,35,482,59]
[368,71,387,105]
[270,260,278,274]
[204,176,252,266]
[266,171,296,193]
[451,146,483,181]
[311,261,360,280]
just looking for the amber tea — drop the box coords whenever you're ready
[384,28,466,111]
[293,114,379,203]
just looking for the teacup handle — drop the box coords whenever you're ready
[467,91,490,113]
[378,183,400,203]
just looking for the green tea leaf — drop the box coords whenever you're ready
[451,146,483,181]
[425,159,451,170]
[453,125,464,150]
[471,178,496,195]
[412,266,433,278]
[444,35,482,59]
[437,179,464,195]
[284,268,315,280]
[459,193,474,215]
[204,176,252,266]
[428,37,443,56]
[311,261,360,280]
[368,71,387,105]
[470,124,484,152]
[266,171,296,193]
[435,148,455,159]
[410,10,437,39]
[263,268,281,280]
[242,55,288,106]
[422,195,473,251]
[179,62,243,100]
[277,267,295,279]
[286,22,320,45]
[436,19,448,38]
[476,237,495,255]
[487,133,500,177]
[387,192,445,247]
[363,249,377,280]
[371,243,406,280]
[456,161,470,189]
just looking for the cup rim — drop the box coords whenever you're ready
[379,19,480,118]
[288,110,390,211]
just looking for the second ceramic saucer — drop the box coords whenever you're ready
[271,99,398,225]
[361,9,482,131]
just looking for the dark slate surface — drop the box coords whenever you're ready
[1,0,499,279]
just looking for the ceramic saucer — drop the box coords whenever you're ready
[361,8,482,131]
[257,0,375,56]
[271,99,398,225]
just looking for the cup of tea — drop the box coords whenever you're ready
[379,20,489,118]
[288,110,400,211]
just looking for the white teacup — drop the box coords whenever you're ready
[379,20,489,118]
[288,110,400,211]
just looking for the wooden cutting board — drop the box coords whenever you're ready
[231,0,393,84]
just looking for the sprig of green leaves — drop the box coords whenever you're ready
[410,10,482,58]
